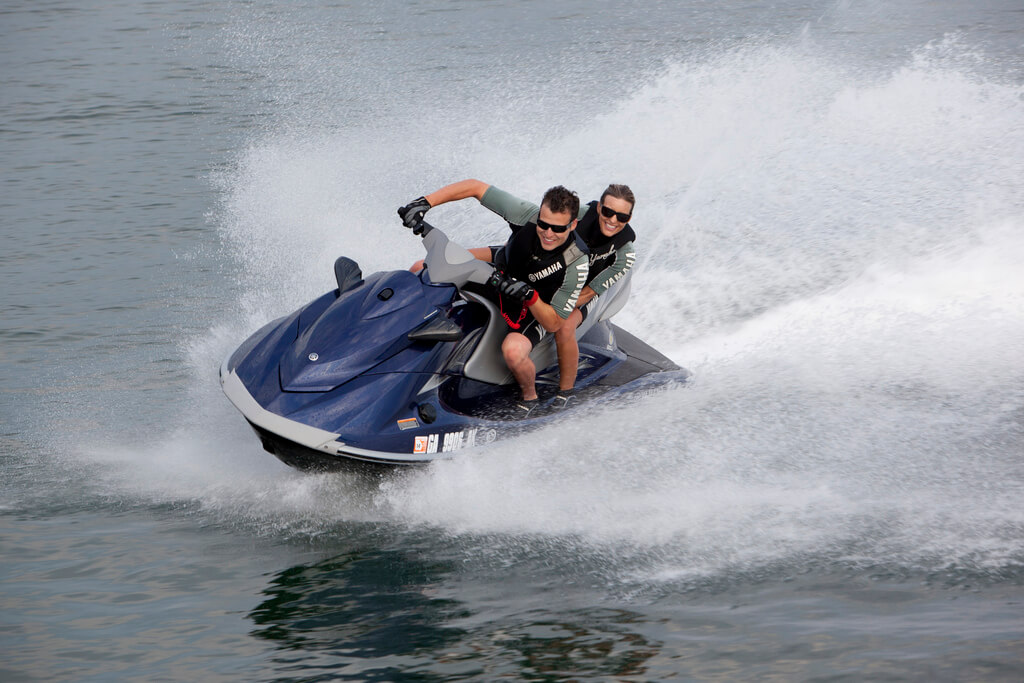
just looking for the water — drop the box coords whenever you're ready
[2,0,1023,680]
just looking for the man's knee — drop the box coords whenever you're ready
[502,333,532,363]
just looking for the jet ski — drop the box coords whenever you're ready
[220,220,689,472]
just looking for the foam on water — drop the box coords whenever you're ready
[63,33,1024,580]
[385,223,1023,572]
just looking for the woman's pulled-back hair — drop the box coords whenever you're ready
[600,183,636,210]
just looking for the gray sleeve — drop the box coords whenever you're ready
[548,253,589,319]
[480,185,540,226]
[589,241,636,296]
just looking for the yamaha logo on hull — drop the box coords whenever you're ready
[308,353,319,362]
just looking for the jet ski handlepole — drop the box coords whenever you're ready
[411,220,434,236]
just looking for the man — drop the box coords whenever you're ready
[402,179,637,409]
[399,182,588,415]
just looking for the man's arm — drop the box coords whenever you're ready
[574,286,598,308]
[418,179,541,228]
[479,185,542,227]
[530,254,589,332]
[526,299,564,333]
[468,247,496,262]
[424,179,490,207]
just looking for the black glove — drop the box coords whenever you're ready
[398,197,431,230]
[488,271,537,304]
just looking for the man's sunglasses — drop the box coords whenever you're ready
[536,216,573,233]
[600,204,632,222]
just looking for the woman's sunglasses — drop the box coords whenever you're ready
[599,204,632,222]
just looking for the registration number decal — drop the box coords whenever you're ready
[413,428,496,454]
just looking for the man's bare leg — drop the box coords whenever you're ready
[554,308,583,392]
[502,333,538,401]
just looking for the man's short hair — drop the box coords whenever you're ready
[541,185,580,218]
[600,184,635,211]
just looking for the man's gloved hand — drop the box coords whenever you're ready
[398,197,431,230]
[487,271,538,305]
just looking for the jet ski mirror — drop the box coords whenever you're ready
[334,256,363,295]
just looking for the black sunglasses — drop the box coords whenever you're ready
[536,216,573,233]
[599,204,632,222]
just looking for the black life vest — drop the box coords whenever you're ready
[574,201,636,286]
[492,221,588,330]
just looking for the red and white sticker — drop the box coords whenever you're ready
[413,428,496,455]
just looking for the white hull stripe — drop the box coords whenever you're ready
[220,368,437,464]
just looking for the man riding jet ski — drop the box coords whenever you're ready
[219,215,688,472]
[402,184,590,418]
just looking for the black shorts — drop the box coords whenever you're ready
[517,319,547,347]
[577,298,597,324]
[512,304,587,347]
